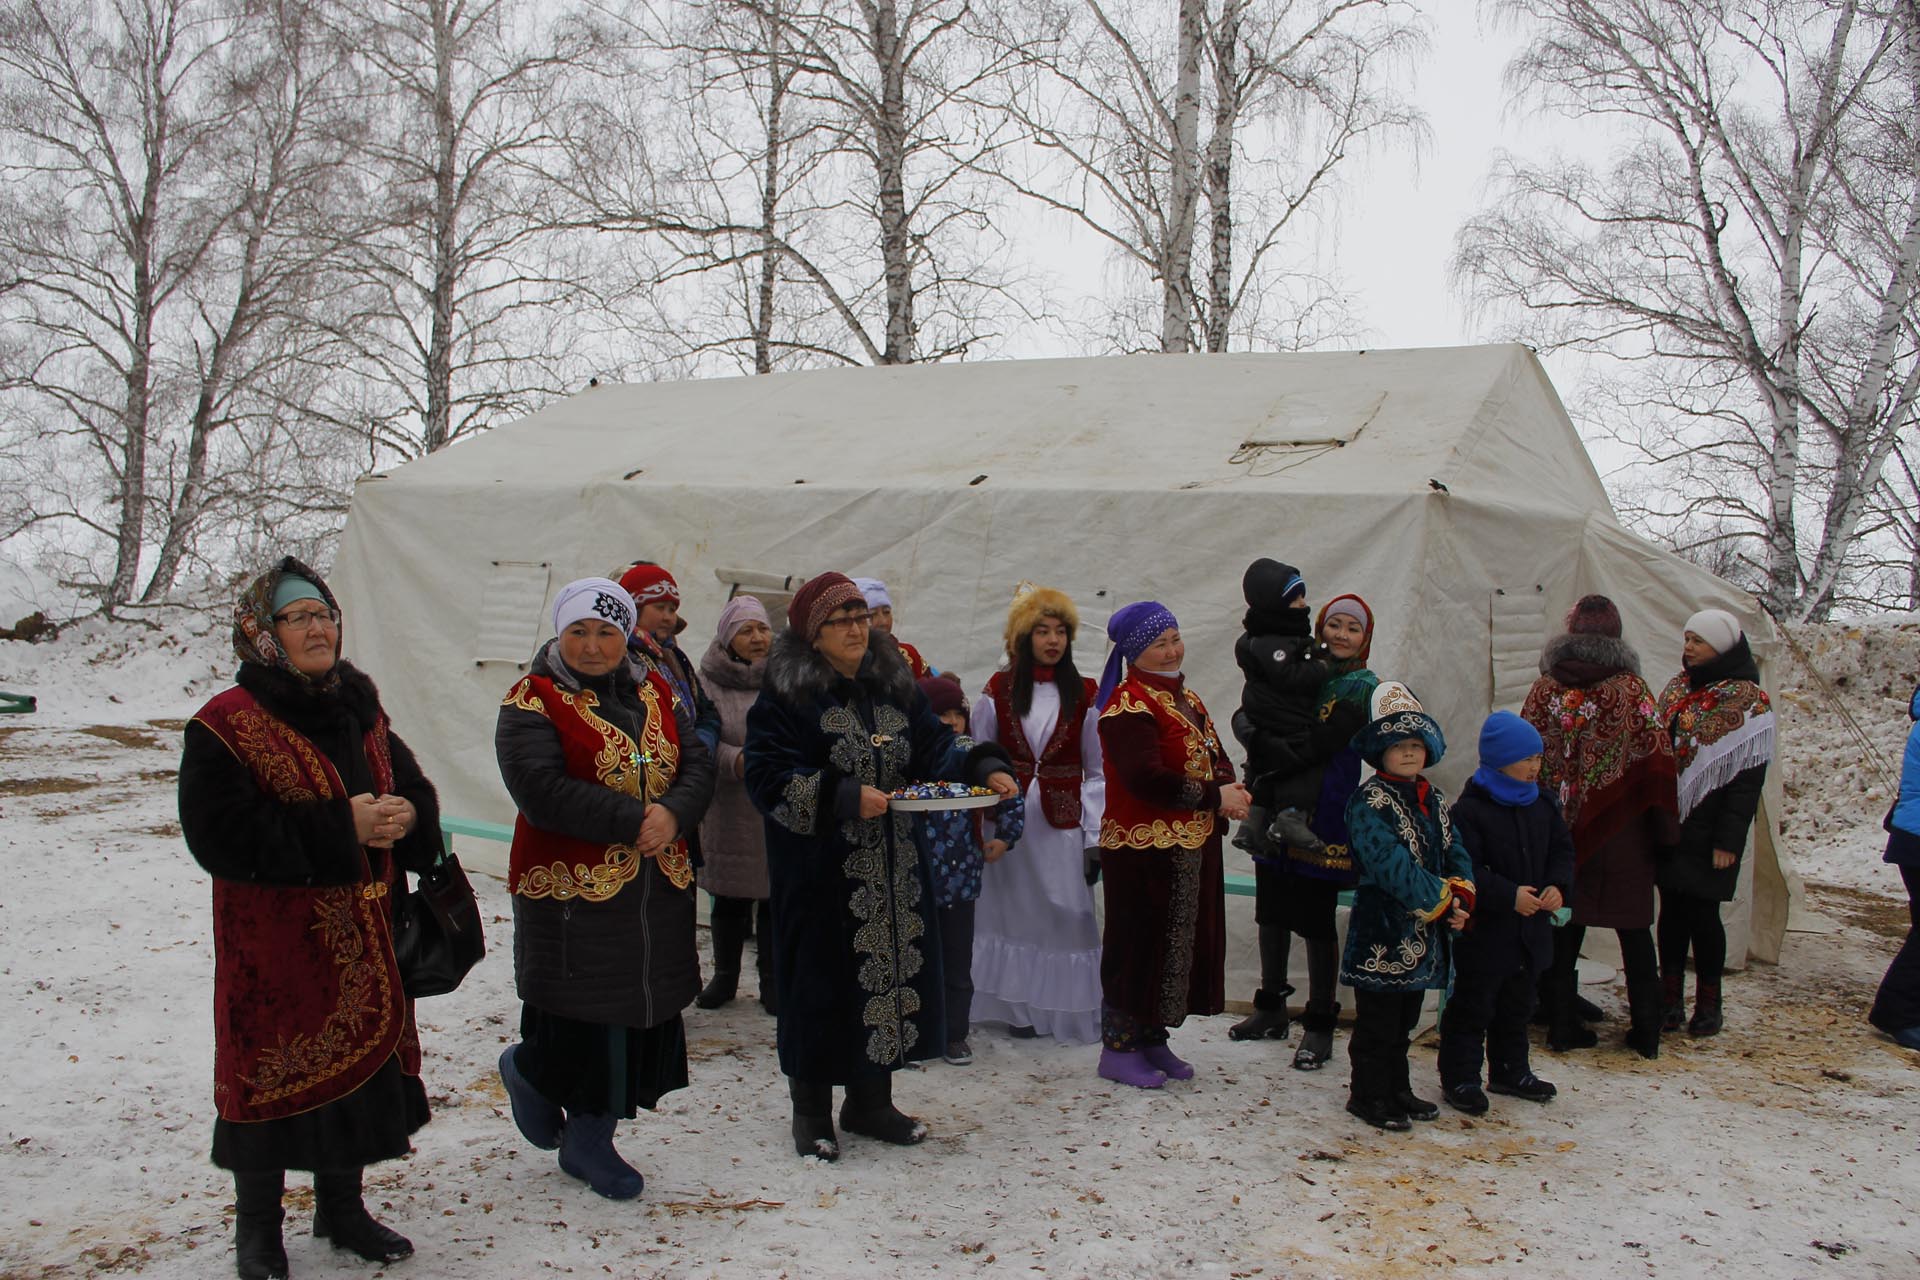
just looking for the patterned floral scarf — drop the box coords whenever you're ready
[1656,639,1773,821]
[232,555,341,686]
[1521,660,1674,854]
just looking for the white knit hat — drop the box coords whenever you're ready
[553,577,636,637]
[1683,608,1742,656]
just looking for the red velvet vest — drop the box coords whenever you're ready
[897,639,932,679]
[1097,672,1227,851]
[192,687,419,1123]
[503,671,693,900]
[985,671,1098,829]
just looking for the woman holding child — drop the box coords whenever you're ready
[1093,601,1252,1089]
[1228,568,1379,1071]
[743,573,1016,1161]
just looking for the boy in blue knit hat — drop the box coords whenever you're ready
[1439,711,1577,1114]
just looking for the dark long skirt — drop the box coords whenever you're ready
[1099,839,1225,1030]
[518,1004,689,1119]
[212,1053,428,1173]
[1253,860,1341,940]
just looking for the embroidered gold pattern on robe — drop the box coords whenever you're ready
[244,886,397,1103]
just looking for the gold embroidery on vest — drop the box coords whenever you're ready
[244,885,396,1104]
[517,848,643,902]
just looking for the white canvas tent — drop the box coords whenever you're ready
[332,343,1800,967]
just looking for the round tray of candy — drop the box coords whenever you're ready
[888,782,1002,812]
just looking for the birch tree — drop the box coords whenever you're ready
[0,0,360,608]
[560,0,1028,369]
[324,0,597,456]
[1455,0,1920,620]
[990,0,1423,353]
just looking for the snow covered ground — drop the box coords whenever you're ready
[2,614,1917,1279]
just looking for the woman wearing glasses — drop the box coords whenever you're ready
[178,557,443,1278]
[744,573,1018,1161]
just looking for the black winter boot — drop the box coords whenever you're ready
[1661,968,1687,1032]
[1230,987,1294,1040]
[313,1168,413,1263]
[789,1078,838,1161]
[1689,977,1724,1038]
[697,900,748,1009]
[232,1170,288,1280]
[1623,971,1664,1060]
[1230,924,1293,1040]
[840,1074,927,1146]
[1547,963,1598,1051]
[755,899,779,1015]
[1293,936,1338,1069]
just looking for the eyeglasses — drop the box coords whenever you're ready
[819,611,873,631]
[272,607,340,631]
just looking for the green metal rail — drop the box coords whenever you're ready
[0,691,34,714]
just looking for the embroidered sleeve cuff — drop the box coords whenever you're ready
[1446,876,1477,917]
[1414,883,1454,924]
[770,770,828,835]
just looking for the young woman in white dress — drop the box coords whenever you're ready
[968,585,1105,1045]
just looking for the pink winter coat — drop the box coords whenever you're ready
[697,637,770,899]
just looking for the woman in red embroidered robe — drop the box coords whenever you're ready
[969,584,1105,1045]
[1093,601,1252,1089]
[494,577,715,1201]
[179,557,441,1279]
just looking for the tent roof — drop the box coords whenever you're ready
[376,344,1610,511]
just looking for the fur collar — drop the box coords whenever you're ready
[237,658,381,734]
[764,627,916,708]
[699,636,765,692]
[1539,631,1640,683]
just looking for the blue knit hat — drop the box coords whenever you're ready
[1478,710,1544,770]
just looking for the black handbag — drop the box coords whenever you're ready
[392,852,486,998]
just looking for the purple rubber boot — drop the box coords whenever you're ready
[1097,1048,1167,1089]
[1142,1043,1195,1081]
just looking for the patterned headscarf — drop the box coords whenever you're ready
[851,576,893,610]
[1096,600,1179,710]
[232,555,341,683]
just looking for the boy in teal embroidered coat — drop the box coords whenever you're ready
[1339,682,1475,1132]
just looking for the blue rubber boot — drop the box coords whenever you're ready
[557,1112,644,1200]
[499,1044,563,1150]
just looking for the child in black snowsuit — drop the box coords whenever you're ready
[1439,711,1576,1114]
[1227,558,1332,1041]
[1230,558,1333,853]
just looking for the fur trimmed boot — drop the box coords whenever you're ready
[1293,937,1339,1069]
[1230,925,1293,1041]
[788,1078,838,1161]
[840,1074,927,1145]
